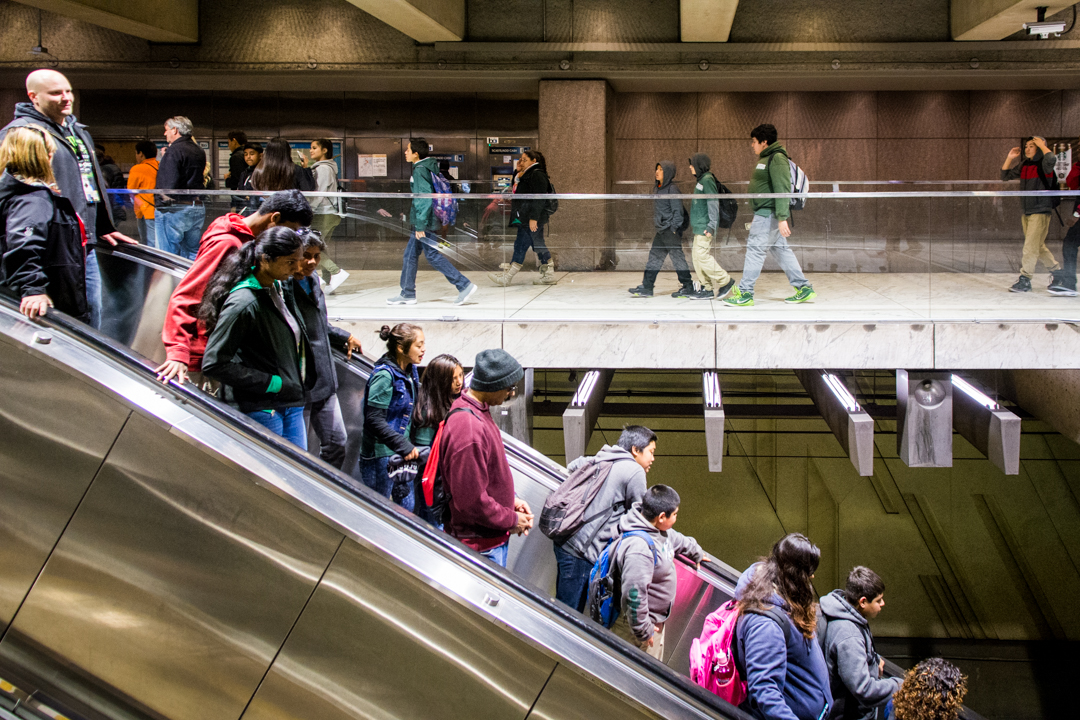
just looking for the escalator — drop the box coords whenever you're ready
[0,243,748,720]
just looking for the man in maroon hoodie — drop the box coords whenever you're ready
[442,349,533,567]
[156,190,313,385]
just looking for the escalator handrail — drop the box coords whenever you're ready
[1,298,752,720]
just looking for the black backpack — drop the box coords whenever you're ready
[297,165,317,192]
[704,172,738,229]
[545,179,559,216]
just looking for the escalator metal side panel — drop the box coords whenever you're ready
[0,411,344,720]
[526,663,665,720]
[0,332,131,634]
[240,536,557,720]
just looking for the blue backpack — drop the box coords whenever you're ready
[431,171,459,227]
[587,530,659,629]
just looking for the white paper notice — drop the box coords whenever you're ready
[357,154,388,177]
[449,166,459,179]
[503,155,512,164]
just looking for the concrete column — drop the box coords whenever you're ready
[490,368,534,446]
[538,80,615,271]
[703,370,725,472]
[896,371,953,468]
[562,370,614,462]
[794,370,874,476]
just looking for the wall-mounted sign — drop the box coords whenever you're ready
[489,146,529,155]
[429,153,466,163]
[358,154,388,177]
[486,137,499,145]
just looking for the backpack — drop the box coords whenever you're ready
[420,407,476,523]
[587,530,658,629]
[690,602,790,705]
[297,165,317,192]
[431,171,459,227]
[545,180,559,216]
[767,152,810,211]
[678,203,691,235]
[539,456,632,544]
[1034,162,1065,224]
[704,172,738,229]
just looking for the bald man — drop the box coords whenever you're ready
[0,70,135,328]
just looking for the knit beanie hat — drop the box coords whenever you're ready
[470,349,524,391]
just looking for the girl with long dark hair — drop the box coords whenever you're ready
[408,353,463,524]
[735,533,832,720]
[252,138,305,192]
[489,148,557,287]
[360,322,425,509]
[200,226,311,448]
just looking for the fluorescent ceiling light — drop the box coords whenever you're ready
[822,373,860,412]
[951,375,999,410]
[703,371,722,409]
[571,371,600,407]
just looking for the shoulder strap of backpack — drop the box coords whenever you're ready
[622,530,659,565]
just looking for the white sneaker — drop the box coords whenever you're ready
[454,283,478,306]
[387,294,417,305]
[326,269,350,294]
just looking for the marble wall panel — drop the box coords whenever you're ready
[343,93,414,136]
[969,90,1063,139]
[787,92,877,140]
[698,93,790,139]
[695,139,758,184]
[716,322,935,368]
[505,322,715,368]
[614,139,701,184]
[786,138,877,181]
[877,139,969,181]
[613,93,697,139]
[967,138,1016,182]
[935,322,1080,369]
[334,321,503,369]
[1062,91,1080,140]
[279,92,347,139]
[877,92,970,139]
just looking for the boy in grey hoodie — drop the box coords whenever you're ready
[609,485,704,659]
[555,425,655,611]
[818,566,901,720]
[629,161,695,298]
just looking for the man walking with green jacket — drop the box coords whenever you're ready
[687,153,735,300]
[388,137,477,306]
[724,124,816,307]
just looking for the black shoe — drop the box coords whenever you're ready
[714,278,736,300]
[689,287,714,300]
[1009,276,1032,293]
[629,285,653,297]
[1048,272,1078,296]
[671,284,694,299]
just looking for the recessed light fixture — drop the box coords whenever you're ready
[951,375,999,409]
[822,372,859,412]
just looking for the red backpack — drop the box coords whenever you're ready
[420,407,475,523]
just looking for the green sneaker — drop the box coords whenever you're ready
[722,287,754,307]
[785,286,816,303]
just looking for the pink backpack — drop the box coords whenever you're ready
[689,599,747,706]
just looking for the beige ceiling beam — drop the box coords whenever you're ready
[11,0,198,43]
[952,0,1072,41]
[346,0,464,42]
[681,0,739,42]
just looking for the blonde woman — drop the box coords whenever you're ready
[0,125,88,322]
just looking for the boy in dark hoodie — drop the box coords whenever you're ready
[629,161,696,298]
[818,567,901,720]
[688,153,735,300]
[606,485,704,659]
[1001,136,1061,293]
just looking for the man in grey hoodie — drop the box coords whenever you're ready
[818,566,900,720]
[629,161,695,298]
[1001,136,1062,293]
[554,425,656,611]
[607,485,704,659]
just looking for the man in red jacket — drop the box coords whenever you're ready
[156,190,313,385]
[442,349,533,567]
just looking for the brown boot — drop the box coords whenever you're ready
[488,262,522,287]
[534,261,557,285]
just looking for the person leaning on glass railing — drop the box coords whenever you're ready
[0,124,90,324]
[1001,136,1062,294]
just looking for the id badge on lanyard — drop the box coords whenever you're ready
[68,135,101,205]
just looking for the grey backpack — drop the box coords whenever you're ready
[540,458,621,544]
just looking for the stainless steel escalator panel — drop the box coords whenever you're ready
[0,412,343,720]
[0,335,131,632]
[241,537,558,720]
[526,663,664,720]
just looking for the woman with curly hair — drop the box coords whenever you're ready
[888,658,967,720]
[734,533,832,720]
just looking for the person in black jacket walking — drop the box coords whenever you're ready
[488,149,557,286]
[200,227,312,449]
[629,160,695,298]
[288,228,363,469]
[0,70,136,329]
[156,116,207,260]
[0,125,89,323]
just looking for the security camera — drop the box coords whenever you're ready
[1024,20,1067,38]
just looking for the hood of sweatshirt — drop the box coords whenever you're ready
[12,102,74,135]
[312,159,337,171]
[566,443,636,473]
[616,502,661,538]
[656,160,676,189]
[758,141,787,161]
[689,153,711,179]
[0,169,60,201]
[414,156,438,174]
[819,589,868,628]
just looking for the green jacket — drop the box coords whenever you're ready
[690,170,719,236]
[409,155,440,232]
[748,142,792,221]
[202,274,312,413]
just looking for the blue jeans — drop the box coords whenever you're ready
[481,542,509,567]
[399,230,470,299]
[554,543,593,611]
[359,454,396,499]
[157,204,206,259]
[247,406,307,451]
[738,213,810,294]
[137,217,157,249]
[84,248,101,329]
[511,224,551,265]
